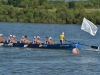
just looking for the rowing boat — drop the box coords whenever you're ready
[0,42,81,50]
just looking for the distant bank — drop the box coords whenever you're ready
[0,0,100,24]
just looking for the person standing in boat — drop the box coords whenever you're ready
[59,32,66,45]
[0,34,6,43]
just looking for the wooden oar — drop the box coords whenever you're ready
[67,41,99,49]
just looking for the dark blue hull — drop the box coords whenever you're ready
[0,42,80,50]
[28,44,76,50]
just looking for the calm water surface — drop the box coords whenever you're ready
[0,22,100,75]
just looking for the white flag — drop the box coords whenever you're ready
[81,17,98,36]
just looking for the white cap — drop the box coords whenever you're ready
[13,35,16,37]
[22,36,24,38]
[34,36,36,38]
[37,36,40,38]
[49,37,52,39]
[62,32,64,34]
[0,34,3,36]
[10,35,12,36]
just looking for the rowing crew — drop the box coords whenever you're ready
[0,34,55,45]
[0,33,80,54]
[20,36,55,45]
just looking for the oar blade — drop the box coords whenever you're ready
[91,46,99,49]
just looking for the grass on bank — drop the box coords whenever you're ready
[85,8,100,12]
[48,8,100,12]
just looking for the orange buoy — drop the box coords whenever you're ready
[72,48,80,54]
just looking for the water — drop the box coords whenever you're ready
[0,22,100,75]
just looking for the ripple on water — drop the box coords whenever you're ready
[0,23,100,75]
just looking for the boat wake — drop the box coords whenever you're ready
[82,48,100,52]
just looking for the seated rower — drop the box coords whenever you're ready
[48,37,55,45]
[24,35,31,44]
[36,36,43,44]
[11,35,18,43]
[7,35,13,43]
[44,37,55,45]
[20,36,25,43]
[44,37,49,44]
[0,34,6,43]
[32,36,37,44]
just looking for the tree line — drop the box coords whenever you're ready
[0,0,100,24]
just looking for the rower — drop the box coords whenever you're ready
[11,35,18,43]
[44,37,49,44]
[7,35,13,43]
[0,34,6,43]
[36,36,43,44]
[59,32,66,45]
[20,36,25,43]
[44,37,55,45]
[32,36,37,44]
[24,35,31,44]
[48,37,55,45]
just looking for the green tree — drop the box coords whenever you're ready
[0,0,8,5]
[7,0,21,7]
[74,2,85,9]
[39,0,48,5]
[68,2,75,9]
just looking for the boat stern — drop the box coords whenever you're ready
[76,42,81,50]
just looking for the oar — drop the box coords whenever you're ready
[81,44,99,49]
[67,41,99,49]
[91,46,99,49]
